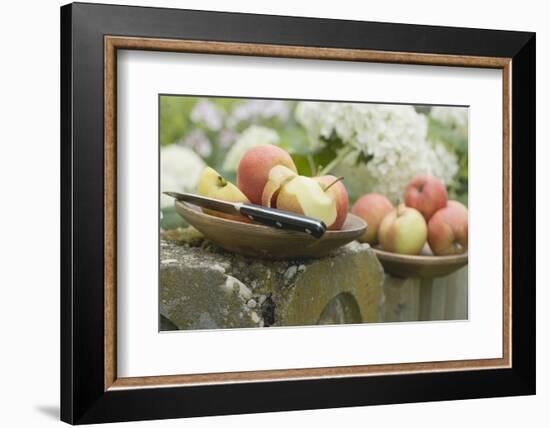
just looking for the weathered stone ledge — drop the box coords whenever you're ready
[160,227,385,330]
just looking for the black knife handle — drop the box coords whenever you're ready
[239,204,326,239]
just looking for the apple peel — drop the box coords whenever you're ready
[261,165,298,207]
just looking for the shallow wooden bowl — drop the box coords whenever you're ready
[372,245,468,279]
[175,201,367,260]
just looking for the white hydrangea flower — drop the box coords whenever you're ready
[430,106,468,137]
[294,102,329,150]
[190,99,225,131]
[296,102,459,202]
[426,142,459,187]
[227,100,290,129]
[222,125,280,172]
[160,145,206,208]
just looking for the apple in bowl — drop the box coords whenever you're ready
[260,167,349,231]
[404,175,447,221]
[313,175,349,230]
[351,193,394,244]
[428,200,468,255]
[275,175,338,228]
[378,204,428,255]
[237,144,297,205]
[196,167,250,222]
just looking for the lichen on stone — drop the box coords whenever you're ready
[283,265,298,285]
[223,275,253,301]
[161,226,204,246]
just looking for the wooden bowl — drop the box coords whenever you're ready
[372,245,468,279]
[175,201,367,260]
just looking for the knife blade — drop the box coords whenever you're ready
[163,191,326,239]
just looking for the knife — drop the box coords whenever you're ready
[163,191,326,239]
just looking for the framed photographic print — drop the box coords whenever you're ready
[60,2,535,424]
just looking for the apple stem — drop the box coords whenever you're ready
[319,146,354,176]
[306,155,316,176]
[323,176,344,191]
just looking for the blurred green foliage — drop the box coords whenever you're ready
[427,116,469,206]
[161,206,187,230]
[160,97,192,147]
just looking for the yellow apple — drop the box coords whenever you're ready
[379,204,427,255]
[196,167,250,221]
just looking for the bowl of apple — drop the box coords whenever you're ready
[351,176,468,279]
[174,144,367,260]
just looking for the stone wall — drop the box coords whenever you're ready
[160,227,385,330]
[160,227,467,330]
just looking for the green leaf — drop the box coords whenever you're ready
[428,117,468,153]
[355,151,374,165]
[291,154,314,176]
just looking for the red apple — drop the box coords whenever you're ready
[351,193,394,244]
[428,200,468,255]
[237,144,297,205]
[379,204,427,255]
[314,175,349,230]
[404,175,448,221]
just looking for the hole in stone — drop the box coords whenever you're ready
[261,293,276,327]
[317,292,362,325]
